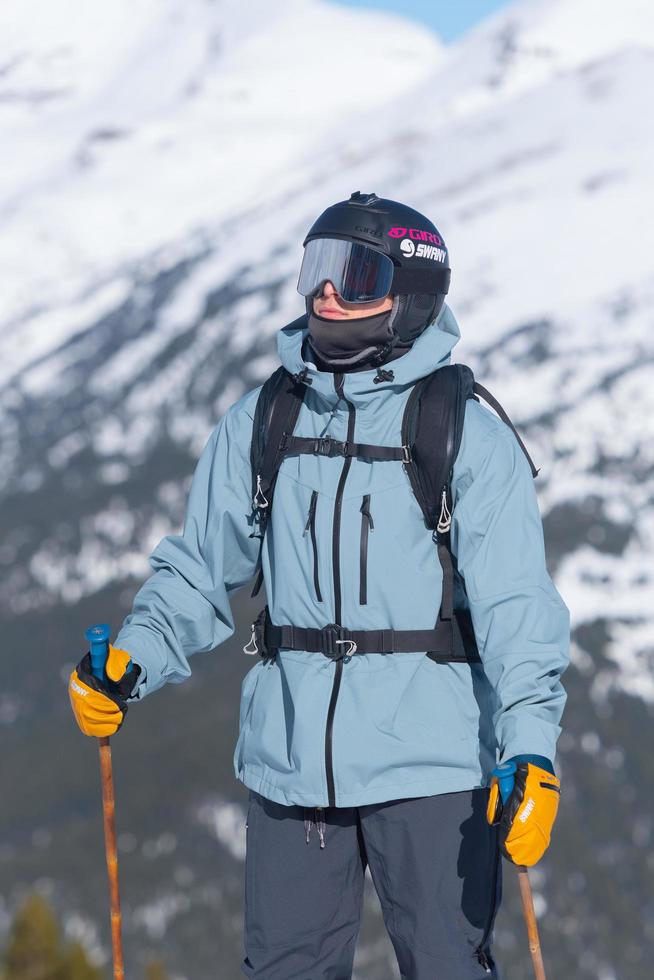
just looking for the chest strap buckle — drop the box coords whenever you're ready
[314,435,335,456]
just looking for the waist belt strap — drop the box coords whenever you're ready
[263,613,454,659]
[244,606,480,664]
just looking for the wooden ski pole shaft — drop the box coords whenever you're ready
[494,761,548,980]
[85,623,125,980]
[517,866,547,980]
[98,735,124,979]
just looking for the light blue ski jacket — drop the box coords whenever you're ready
[115,305,570,807]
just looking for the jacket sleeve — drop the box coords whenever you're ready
[113,398,260,700]
[450,409,570,768]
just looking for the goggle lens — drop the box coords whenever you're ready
[297,238,394,303]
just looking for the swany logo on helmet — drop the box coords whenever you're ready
[388,226,443,246]
[400,239,446,263]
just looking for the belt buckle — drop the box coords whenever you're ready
[323,624,357,661]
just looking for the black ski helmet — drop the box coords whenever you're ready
[301,191,451,344]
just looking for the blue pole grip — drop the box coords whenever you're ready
[84,623,133,685]
[85,623,111,682]
[492,759,518,804]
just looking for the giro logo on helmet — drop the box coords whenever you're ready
[355,224,383,238]
[388,226,443,246]
[400,240,415,257]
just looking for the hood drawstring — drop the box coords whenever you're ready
[291,367,313,385]
[303,806,326,848]
[294,361,395,387]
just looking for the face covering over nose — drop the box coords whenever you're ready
[306,299,401,370]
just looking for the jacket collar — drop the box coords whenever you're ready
[277,304,462,407]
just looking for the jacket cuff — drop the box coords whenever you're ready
[112,625,170,701]
[497,714,561,772]
[507,753,555,776]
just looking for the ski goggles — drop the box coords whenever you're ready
[297,237,395,304]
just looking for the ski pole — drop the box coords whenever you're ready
[517,866,547,980]
[496,761,547,980]
[85,623,125,980]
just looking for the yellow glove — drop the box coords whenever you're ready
[486,760,561,867]
[68,645,138,737]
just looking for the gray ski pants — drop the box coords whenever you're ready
[241,788,502,979]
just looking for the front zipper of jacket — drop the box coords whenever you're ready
[324,372,356,808]
[303,490,322,602]
[359,494,374,605]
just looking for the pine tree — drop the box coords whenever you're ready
[144,961,169,980]
[2,894,101,980]
[57,942,103,980]
[3,894,62,980]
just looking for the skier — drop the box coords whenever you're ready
[69,192,570,978]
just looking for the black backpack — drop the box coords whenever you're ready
[246,315,537,664]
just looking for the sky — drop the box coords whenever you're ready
[334,0,514,42]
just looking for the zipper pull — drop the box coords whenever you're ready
[360,496,374,531]
[303,490,318,535]
[437,486,452,534]
[315,807,326,849]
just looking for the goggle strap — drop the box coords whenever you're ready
[391,266,451,296]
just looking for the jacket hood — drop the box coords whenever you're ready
[277,303,462,407]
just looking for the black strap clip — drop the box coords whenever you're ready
[314,435,334,456]
[323,624,358,661]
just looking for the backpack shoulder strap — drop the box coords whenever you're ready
[401,363,475,531]
[249,364,308,595]
[401,364,479,664]
[401,364,539,537]
[473,381,539,478]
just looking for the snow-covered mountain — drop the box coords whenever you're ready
[2,0,653,976]
[3,0,652,697]
[0,0,442,320]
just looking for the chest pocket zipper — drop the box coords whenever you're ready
[303,490,323,602]
[359,494,374,605]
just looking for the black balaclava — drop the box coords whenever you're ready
[305,295,414,372]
